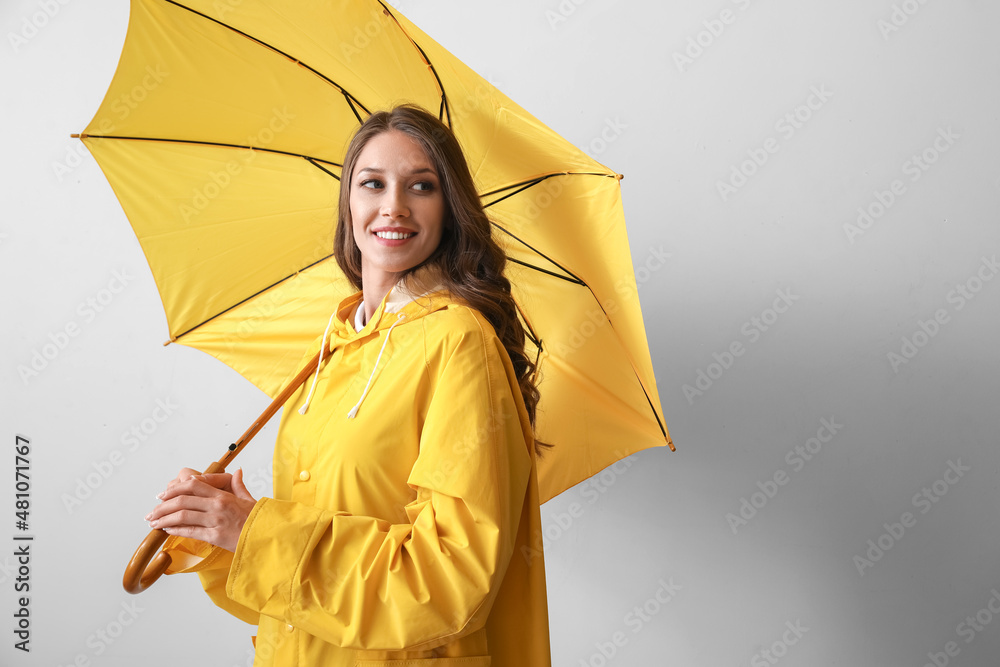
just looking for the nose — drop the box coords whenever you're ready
[380,184,409,219]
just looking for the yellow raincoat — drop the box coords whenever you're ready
[163,267,551,666]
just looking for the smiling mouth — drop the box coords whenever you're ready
[375,230,416,240]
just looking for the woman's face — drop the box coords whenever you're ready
[349,130,445,286]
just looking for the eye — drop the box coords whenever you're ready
[359,179,383,189]
[412,181,435,192]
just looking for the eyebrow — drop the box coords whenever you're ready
[356,167,438,176]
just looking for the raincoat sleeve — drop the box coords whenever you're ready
[224,310,533,650]
[162,536,261,626]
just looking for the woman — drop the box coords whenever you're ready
[145,104,552,666]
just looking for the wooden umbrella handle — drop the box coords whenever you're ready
[122,528,171,594]
[122,461,225,594]
[121,351,322,594]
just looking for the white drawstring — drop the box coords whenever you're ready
[298,310,338,415]
[347,313,406,419]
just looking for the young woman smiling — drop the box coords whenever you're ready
[147,104,552,666]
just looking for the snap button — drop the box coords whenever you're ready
[298,470,311,482]
[285,624,294,633]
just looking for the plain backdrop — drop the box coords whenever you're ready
[3,0,1000,665]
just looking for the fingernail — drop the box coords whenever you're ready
[144,513,152,521]
[156,492,164,500]
[149,519,158,527]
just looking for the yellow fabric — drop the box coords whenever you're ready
[164,278,550,665]
[80,0,672,505]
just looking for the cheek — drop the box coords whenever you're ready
[349,201,367,234]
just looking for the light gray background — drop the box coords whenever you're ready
[3,0,1000,665]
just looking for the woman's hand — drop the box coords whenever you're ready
[145,467,257,553]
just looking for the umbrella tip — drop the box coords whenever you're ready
[71,133,82,139]
[615,173,624,181]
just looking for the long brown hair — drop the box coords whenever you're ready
[334,104,549,458]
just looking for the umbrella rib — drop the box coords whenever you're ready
[481,171,620,204]
[582,293,672,446]
[78,134,343,169]
[306,158,342,181]
[490,221,586,285]
[343,93,364,125]
[515,301,541,349]
[377,0,452,128]
[506,257,584,286]
[162,0,371,118]
[483,172,625,286]
[171,253,336,341]
[482,177,549,209]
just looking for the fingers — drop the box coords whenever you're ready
[145,483,257,552]
[158,470,233,500]
[198,473,236,492]
[231,468,255,501]
[168,467,203,488]
[147,494,219,526]
[158,476,229,505]
[158,467,203,499]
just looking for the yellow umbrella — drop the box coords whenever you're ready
[79,0,671,514]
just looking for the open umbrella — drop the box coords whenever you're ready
[77,0,674,591]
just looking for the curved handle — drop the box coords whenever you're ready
[123,528,172,594]
[122,461,226,594]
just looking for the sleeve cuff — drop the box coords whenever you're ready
[226,497,330,616]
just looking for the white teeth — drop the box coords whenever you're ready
[375,231,414,240]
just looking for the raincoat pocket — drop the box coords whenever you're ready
[355,658,490,667]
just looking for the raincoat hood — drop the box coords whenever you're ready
[297,263,451,417]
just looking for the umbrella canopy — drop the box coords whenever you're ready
[78,0,673,503]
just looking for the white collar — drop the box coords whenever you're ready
[354,264,447,332]
[354,300,366,331]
